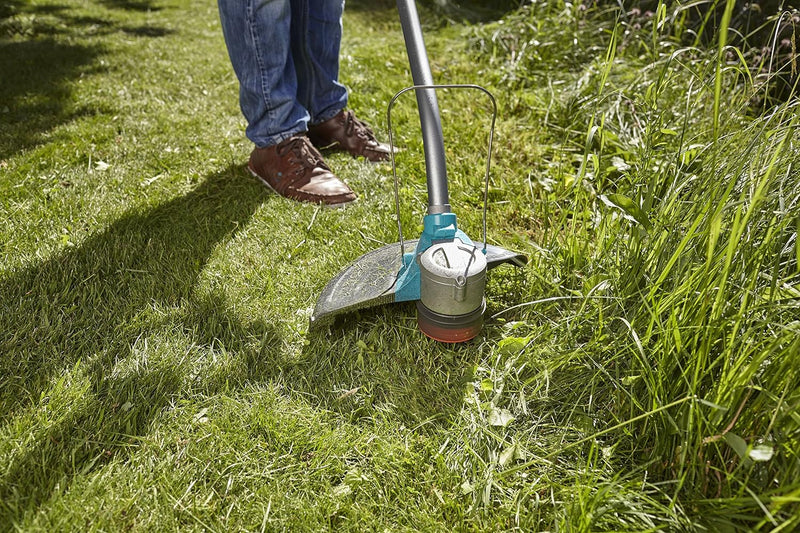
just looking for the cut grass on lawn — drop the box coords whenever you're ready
[2,0,799,531]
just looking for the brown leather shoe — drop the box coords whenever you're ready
[248,135,356,206]
[307,110,392,162]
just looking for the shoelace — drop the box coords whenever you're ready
[276,137,326,175]
[342,110,378,142]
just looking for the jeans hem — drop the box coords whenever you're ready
[251,125,309,149]
[309,104,346,127]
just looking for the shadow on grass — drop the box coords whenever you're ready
[98,0,163,12]
[0,166,282,524]
[0,173,489,525]
[0,39,102,161]
[0,161,476,523]
[0,165,274,410]
[0,2,174,160]
[298,305,477,428]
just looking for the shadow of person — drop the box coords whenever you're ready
[0,165,286,524]
[0,165,274,413]
[0,162,479,524]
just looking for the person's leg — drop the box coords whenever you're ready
[217,0,356,205]
[292,0,391,162]
[290,0,348,125]
[217,0,309,147]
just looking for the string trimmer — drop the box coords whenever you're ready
[310,0,526,342]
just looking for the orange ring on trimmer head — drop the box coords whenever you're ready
[416,300,485,343]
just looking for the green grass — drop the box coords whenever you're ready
[2,0,799,530]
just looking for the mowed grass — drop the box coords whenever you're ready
[2,0,799,531]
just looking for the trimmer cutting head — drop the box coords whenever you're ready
[310,239,526,332]
[309,0,527,341]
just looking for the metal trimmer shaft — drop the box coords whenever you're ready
[396,0,450,214]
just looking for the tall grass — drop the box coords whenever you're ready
[465,0,800,529]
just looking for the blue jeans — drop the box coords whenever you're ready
[218,0,349,148]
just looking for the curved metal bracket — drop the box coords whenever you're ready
[386,84,498,258]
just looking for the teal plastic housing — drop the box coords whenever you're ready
[394,212,480,302]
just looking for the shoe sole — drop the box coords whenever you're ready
[248,166,356,209]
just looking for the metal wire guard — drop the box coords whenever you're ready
[385,84,498,257]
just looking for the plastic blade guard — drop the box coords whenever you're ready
[309,240,526,330]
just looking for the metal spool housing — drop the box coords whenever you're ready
[416,239,487,342]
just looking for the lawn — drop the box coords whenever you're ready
[1,0,799,530]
